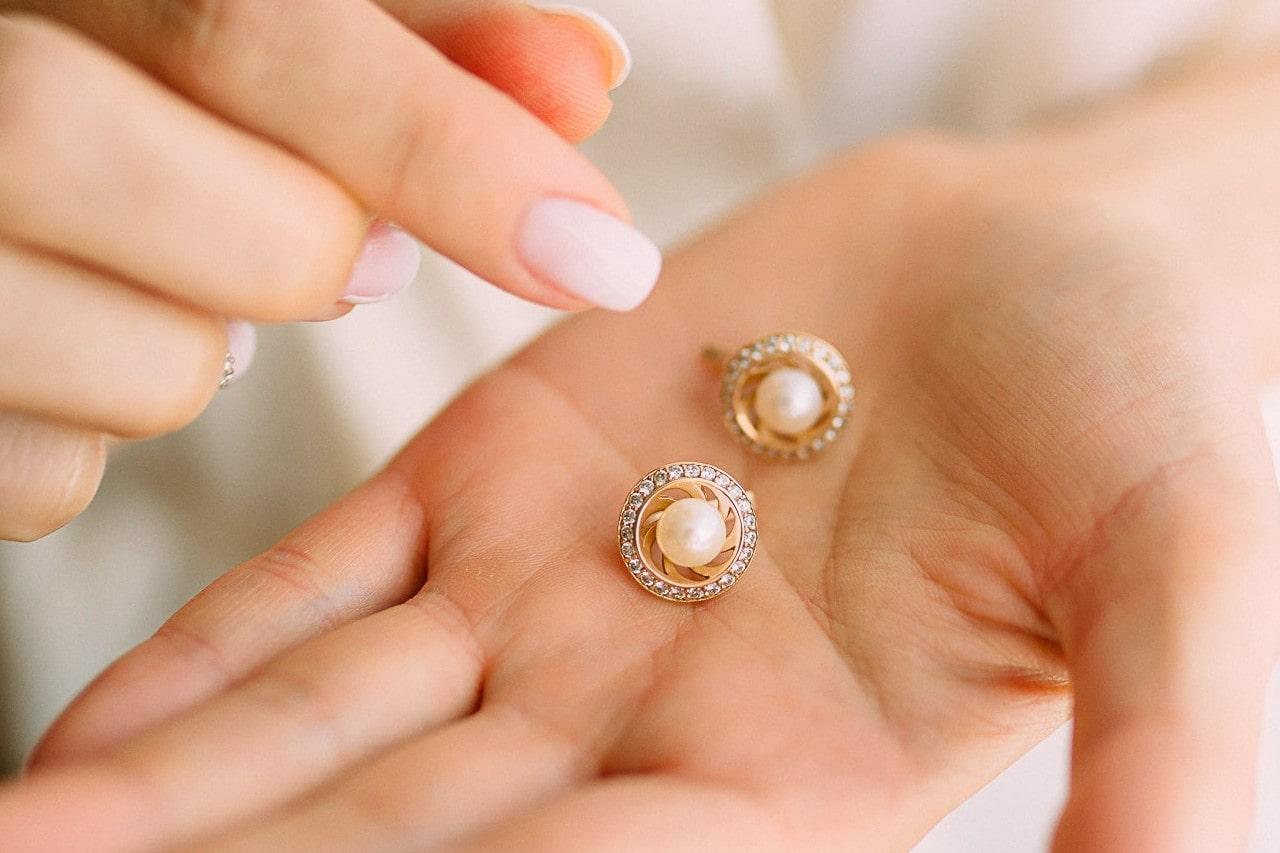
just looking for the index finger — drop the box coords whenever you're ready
[20,0,660,311]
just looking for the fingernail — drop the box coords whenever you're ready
[531,5,632,89]
[517,198,661,311]
[222,320,257,387]
[341,221,422,304]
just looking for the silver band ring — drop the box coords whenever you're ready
[218,351,236,390]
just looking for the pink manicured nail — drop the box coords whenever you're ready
[222,320,256,386]
[531,5,632,89]
[516,198,662,311]
[341,221,422,304]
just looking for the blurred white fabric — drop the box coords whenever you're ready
[2,0,1278,848]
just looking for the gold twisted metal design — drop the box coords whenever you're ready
[618,462,757,603]
[714,331,854,460]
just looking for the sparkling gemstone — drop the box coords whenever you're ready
[621,542,635,557]
[637,480,654,497]
[700,465,716,479]
[715,474,730,488]
[667,465,684,479]
[654,470,668,485]
[743,531,757,546]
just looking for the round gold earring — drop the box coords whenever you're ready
[618,462,756,603]
[712,332,854,460]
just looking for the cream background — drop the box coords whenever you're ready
[2,1,1279,848]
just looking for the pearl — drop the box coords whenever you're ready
[656,498,726,567]
[754,367,824,435]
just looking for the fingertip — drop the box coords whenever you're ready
[530,4,632,90]
[426,5,618,142]
[340,221,422,305]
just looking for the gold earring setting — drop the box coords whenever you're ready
[720,332,853,460]
[619,462,756,603]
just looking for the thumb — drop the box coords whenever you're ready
[1051,449,1280,851]
[385,0,631,143]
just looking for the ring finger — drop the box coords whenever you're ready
[0,240,229,438]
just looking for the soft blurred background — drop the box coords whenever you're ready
[2,1,1278,848]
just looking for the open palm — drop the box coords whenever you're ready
[7,140,1279,852]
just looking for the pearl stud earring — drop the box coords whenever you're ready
[712,332,854,460]
[619,462,756,602]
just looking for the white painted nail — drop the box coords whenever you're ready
[341,221,421,304]
[222,320,257,387]
[531,4,632,89]
[517,198,661,311]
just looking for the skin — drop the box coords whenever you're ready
[0,0,624,539]
[2,38,1280,853]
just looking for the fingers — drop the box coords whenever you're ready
[0,410,106,541]
[4,590,483,852]
[30,470,429,767]
[0,16,367,322]
[208,704,582,851]
[384,0,629,143]
[0,241,228,437]
[1050,445,1280,851]
[20,0,660,311]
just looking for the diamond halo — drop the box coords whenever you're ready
[618,463,756,603]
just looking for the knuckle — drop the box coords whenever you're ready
[0,14,83,167]
[245,542,342,630]
[123,311,226,438]
[150,0,273,97]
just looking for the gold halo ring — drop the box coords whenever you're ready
[716,332,854,460]
[618,462,757,603]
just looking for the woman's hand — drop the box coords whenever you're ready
[9,57,1280,851]
[0,1,655,541]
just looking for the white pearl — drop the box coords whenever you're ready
[754,367,824,435]
[656,498,726,567]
